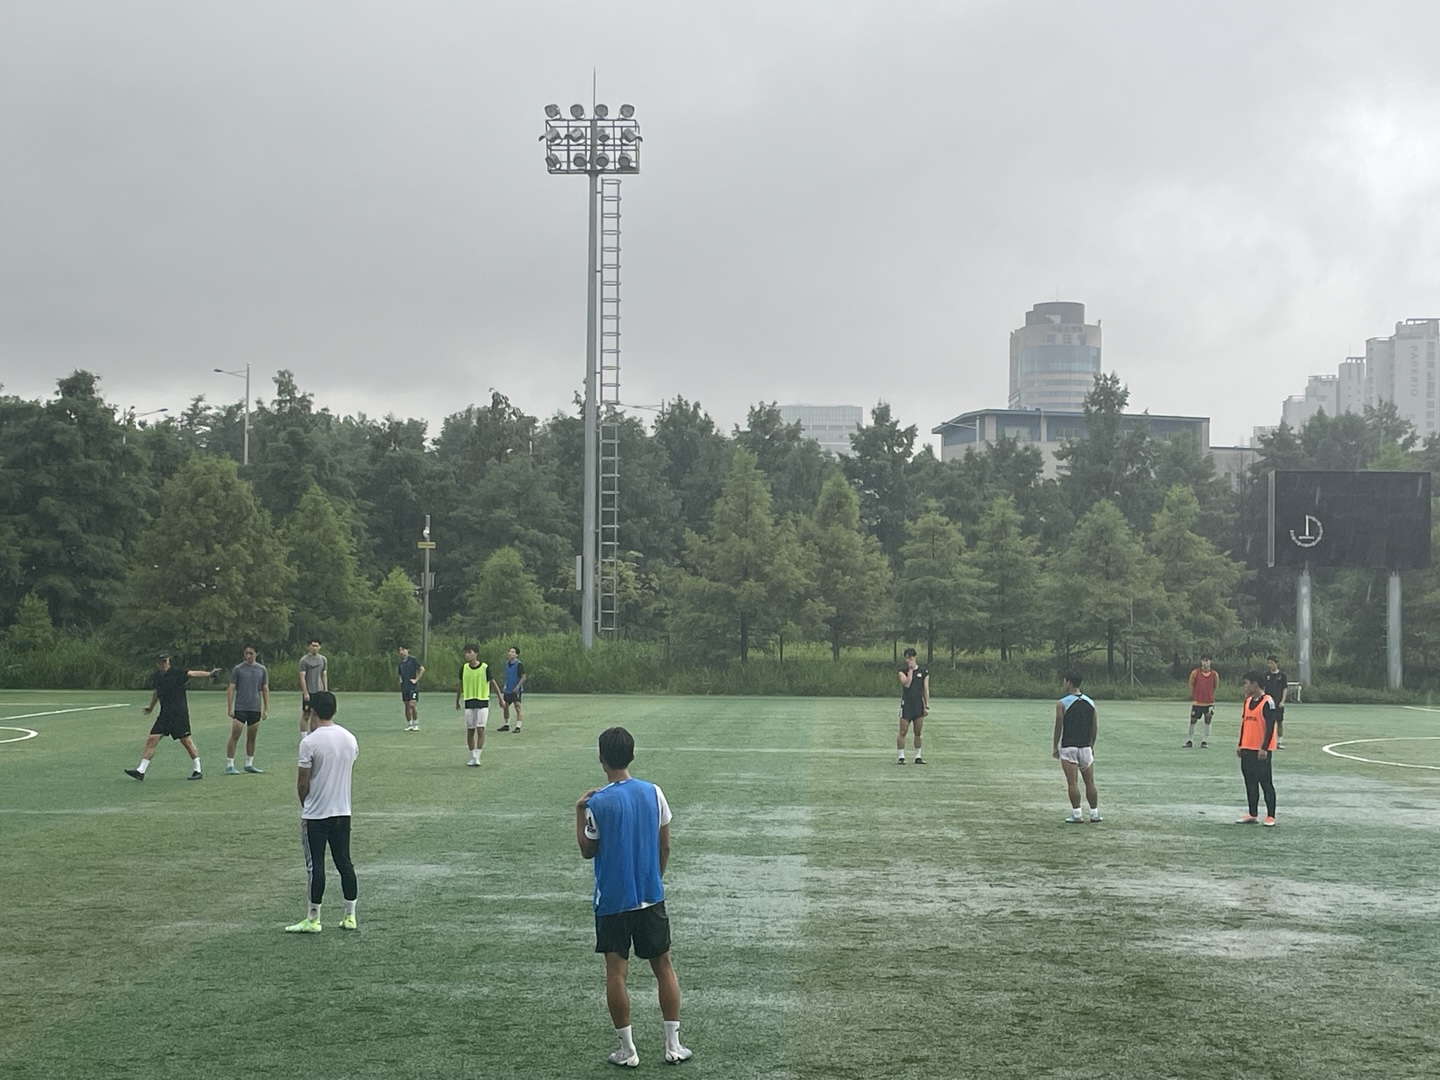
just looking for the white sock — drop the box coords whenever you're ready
[226,757,235,769]
[245,755,254,767]
[897,751,905,761]
[191,757,201,773]
[344,899,357,915]
[1202,723,1211,741]
[616,1025,635,1053]
[136,758,150,774]
[1187,721,1196,738]
[1090,806,1101,818]
[914,747,922,758]
[308,903,320,921]
[664,1020,681,1051]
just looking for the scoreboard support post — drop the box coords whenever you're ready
[1296,567,1313,686]
[1388,571,1403,690]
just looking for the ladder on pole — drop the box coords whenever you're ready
[597,177,623,638]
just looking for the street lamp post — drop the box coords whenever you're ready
[541,100,641,650]
[213,364,251,465]
[121,407,168,446]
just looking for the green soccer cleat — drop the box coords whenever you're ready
[225,765,240,775]
[244,764,264,774]
[339,913,358,930]
[284,918,322,933]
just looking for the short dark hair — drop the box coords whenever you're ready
[154,652,172,663]
[598,727,635,770]
[903,648,918,658]
[1063,672,1083,689]
[510,645,521,655]
[463,643,478,655]
[1243,671,1264,687]
[308,691,338,720]
[1266,654,1278,662]
[398,644,410,650]
[309,638,321,646]
[1200,654,1211,661]
[242,644,257,654]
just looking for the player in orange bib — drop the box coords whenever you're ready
[1236,671,1279,825]
[1184,655,1219,748]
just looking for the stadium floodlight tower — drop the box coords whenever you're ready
[541,100,641,650]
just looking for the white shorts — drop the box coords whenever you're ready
[1058,746,1094,769]
[464,707,488,731]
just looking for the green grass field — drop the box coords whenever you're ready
[3,689,1440,1080]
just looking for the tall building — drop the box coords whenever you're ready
[1366,319,1440,438]
[777,404,864,457]
[1282,374,1338,429]
[1008,301,1102,410]
[1337,357,1366,415]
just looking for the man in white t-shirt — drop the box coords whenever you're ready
[285,691,360,933]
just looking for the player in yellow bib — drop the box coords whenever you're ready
[455,644,501,767]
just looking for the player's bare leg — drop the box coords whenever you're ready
[1080,763,1099,810]
[225,718,244,759]
[896,717,910,763]
[138,733,163,762]
[912,716,925,763]
[1061,758,1083,810]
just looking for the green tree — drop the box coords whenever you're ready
[373,566,423,649]
[3,592,57,653]
[734,403,836,519]
[459,547,566,641]
[111,455,295,659]
[972,496,1044,660]
[283,485,372,650]
[669,449,780,662]
[896,502,984,665]
[842,402,917,562]
[0,372,152,628]
[808,474,893,660]
[1055,373,1160,530]
[652,396,733,537]
[1046,500,1164,677]
[1148,485,1243,671]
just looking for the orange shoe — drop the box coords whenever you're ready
[1236,814,1259,824]
[1262,816,1276,827]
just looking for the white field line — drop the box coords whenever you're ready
[0,727,39,743]
[1321,736,1440,771]
[1402,705,1440,714]
[0,703,129,721]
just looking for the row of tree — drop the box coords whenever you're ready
[3,369,1439,681]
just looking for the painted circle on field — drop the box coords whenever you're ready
[1321,736,1440,771]
[0,727,39,744]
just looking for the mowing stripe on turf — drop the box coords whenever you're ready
[0,704,129,722]
[1322,735,1440,771]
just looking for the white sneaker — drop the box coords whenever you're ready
[1089,811,1103,822]
[1064,810,1085,823]
[608,1047,639,1068]
[664,1045,693,1065]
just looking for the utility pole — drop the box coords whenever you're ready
[418,515,436,661]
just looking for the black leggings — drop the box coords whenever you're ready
[302,816,357,904]
[1239,749,1276,817]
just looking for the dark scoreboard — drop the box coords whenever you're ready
[1268,471,1432,569]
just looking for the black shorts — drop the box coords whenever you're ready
[1274,706,1285,723]
[900,705,925,723]
[503,691,522,705]
[234,710,262,726]
[1190,705,1214,721]
[595,902,671,959]
[401,687,419,702]
[150,711,191,740]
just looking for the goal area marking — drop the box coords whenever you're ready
[1321,736,1440,772]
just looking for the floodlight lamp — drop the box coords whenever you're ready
[573,152,588,167]
[596,129,610,143]
[544,104,561,119]
[546,153,561,168]
[595,152,610,168]
[619,103,634,118]
[594,103,609,118]
[544,127,562,143]
[617,153,633,170]
[569,104,585,119]
[567,129,585,142]
[620,128,638,143]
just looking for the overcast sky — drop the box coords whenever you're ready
[5,1,1440,450]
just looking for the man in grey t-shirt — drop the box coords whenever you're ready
[225,645,270,774]
[298,639,329,734]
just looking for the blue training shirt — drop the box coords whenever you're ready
[504,658,523,694]
[585,778,667,916]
